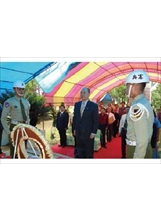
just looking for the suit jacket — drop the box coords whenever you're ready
[56,111,69,130]
[73,100,99,140]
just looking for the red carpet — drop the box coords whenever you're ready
[51,136,122,158]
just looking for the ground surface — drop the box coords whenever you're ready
[1,120,64,158]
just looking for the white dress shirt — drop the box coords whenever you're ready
[119,114,127,133]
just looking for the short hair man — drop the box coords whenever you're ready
[125,70,154,158]
[73,87,99,158]
[56,105,69,147]
[1,80,30,158]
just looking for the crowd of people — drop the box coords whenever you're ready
[0,70,161,159]
[56,70,161,159]
[98,102,129,158]
[55,71,161,159]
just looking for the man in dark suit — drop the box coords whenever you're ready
[73,87,99,158]
[56,105,69,147]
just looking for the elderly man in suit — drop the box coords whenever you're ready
[73,87,99,158]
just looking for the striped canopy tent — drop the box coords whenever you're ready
[44,62,161,106]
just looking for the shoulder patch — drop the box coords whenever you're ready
[5,102,10,108]
[129,103,149,121]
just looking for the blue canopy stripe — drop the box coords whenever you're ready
[0,62,79,95]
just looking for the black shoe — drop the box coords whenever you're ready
[58,145,62,147]
[103,146,107,148]
[75,155,79,158]
[62,145,66,148]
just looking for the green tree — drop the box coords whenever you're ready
[25,81,53,128]
[25,79,41,95]
[0,90,14,105]
[152,83,161,111]
[110,85,127,104]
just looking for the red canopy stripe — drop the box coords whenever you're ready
[44,62,161,106]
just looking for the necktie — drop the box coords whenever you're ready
[20,99,27,121]
[80,102,86,117]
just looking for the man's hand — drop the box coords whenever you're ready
[157,141,160,146]
[73,130,76,136]
[90,133,95,139]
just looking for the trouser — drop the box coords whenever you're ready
[152,146,158,158]
[9,124,28,158]
[127,143,152,158]
[99,124,106,147]
[107,124,113,142]
[9,124,17,157]
[58,129,67,146]
[121,129,126,158]
[113,122,118,137]
[0,128,3,153]
[76,136,94,158]
[73,137,79,158]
